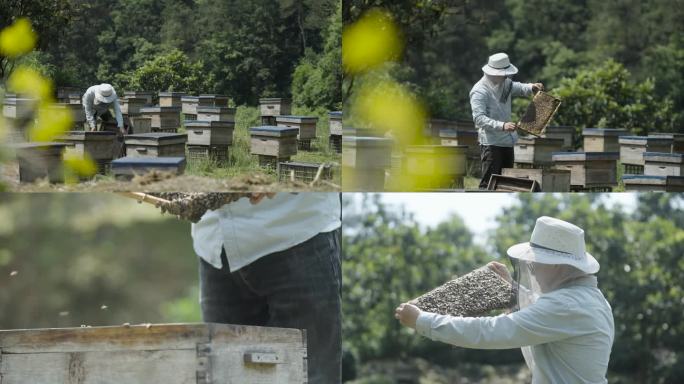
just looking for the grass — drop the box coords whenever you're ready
[181,105,340,184]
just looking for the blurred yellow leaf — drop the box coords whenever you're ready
[7,67,53,101]
[29,102,73,142]
[0,18,37,58]
[343,8,404,74]
[353,79,427,145]
[64,152,97,183]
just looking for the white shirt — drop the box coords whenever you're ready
[191,193,341,272]
[469,76,533,147]
[82,85,124,129]
[416,278,614,384]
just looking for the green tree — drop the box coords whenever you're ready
[114,49,209,94]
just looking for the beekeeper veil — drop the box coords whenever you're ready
[482,53,519,103]
[506,216,600,370]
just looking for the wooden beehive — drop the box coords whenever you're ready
[439,129,478,154]
[502,167,571,192]
[249,126,299,158]
[427,119,476,139]
[10,142,67,183]
[56,86,82,102]
[0,323,306,384]
[342,126,379,137]
[198,94,229,108]
[278,161,333,184]
[276,116,318,140]
[649,133,684,154]
[187,145,230,163]
[404,145,467,189]
[544,125,576,151]
[342,136,393,191]
[622,175,668,192]
[181,96,200,117]
[329,111,343,136]
[666,176,684,192]
[487,174,541,192]
[582,128,628,152]
[185,120,234,146]
[196,107,236,122]
[139,106,181,131]
[129,116,152,134]
[125,133,187,158]
[112,156,186,180]
[56,131,117,161]
[68,93,82,105]
[48,103,86,128]
[514,137,565,166]
[123,91,155,106]
[518,92,561,136]
[643,152,684,177]
[619,136,672,167]
[158,92,187,107]
[2,98,35,120]
[552,152,619,188]
[259,98,292,118]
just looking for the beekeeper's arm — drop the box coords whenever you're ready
[82,89,97,131]
[112,98,124,130]
[512,82,536,97]
[415,292,588,349]
[470,89,505,131]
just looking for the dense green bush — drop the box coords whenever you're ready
[114,49,209,94]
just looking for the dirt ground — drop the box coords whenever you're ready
[1,161,339,192]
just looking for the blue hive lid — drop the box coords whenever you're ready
[112,156,186,167]
[250,126,299,136]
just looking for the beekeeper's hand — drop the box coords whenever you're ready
[487,261,512,284]
[395,303,421,329]
[503,122,517,131]
[249,193,276,205]
[532,83,544,93]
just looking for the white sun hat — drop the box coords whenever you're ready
[507,216,599,274]
[482,52,519,76]
[95,83,117,104]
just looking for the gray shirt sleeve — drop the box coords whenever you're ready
[512,82,534,98]
[470,89,505,131]
[82,89,96,130]
[112,98,123,128]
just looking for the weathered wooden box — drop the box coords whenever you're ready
[56,86,82,102]
[619,136,672,166]
[502,167,571,192]
[515,137,565,166]
[129,116,152,134]
[112,156,186,180]
[342,136,393,170]
[140,106,181,131]
[199,94,229,108]
[197,107,236,122]
[487,174,541,192]
[278,161,333,184]
[249,126,299,158]
[125,133,187,158]
[329,111,343,136]
[2,98,35,120]
[0,323,306,384]
[649,133,684,154]
[259,98,292,118]
[49,103,86,126]
[68,93,82,105]
[643,152,684,177]
[404,145,467,189]
[552,152,619,188]
[342,127,379,137]
[187,145,230,163]
[10,142,66,183]
[544,125,575,151]
[276,116,318,140]
[123,91,155,106]
[623,175,668,192]
[181,96,200,117]
[185,120,234,147]
[56,131,117,161]
[427,119,475,139]
[158,92,187,107]
[582,128,628,152]
[119,97,148,116]
[439,129,478,154]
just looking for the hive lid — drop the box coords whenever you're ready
[181,96,199,102]
[140,106,182,113]
[276,115,318,123]
[439,129,477,138]
[582,128,629,136]
[123,91,154,97]
[259,97,291,103]
[620,136,673,145]
[643,152,684,163]
[158,92,187,97]
[185,120,235,128]
[329,111,342,118]
[3,98,35,106]
[250,126,299,137]
[125,132,187,145]
[112,156,186,167]
[58,131,117,141]
[517,136,565,145]
[196,106,236,114]
[120,96,147,103]
[552,151,620,161]
[10,142,68,151]
[342,135,393,147]
[623,174,667,183]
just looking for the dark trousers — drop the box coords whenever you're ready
[199,229,342,384]
[479,145,514,189]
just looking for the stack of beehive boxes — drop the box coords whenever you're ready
[621,133,684,191]
[184,95,235,163]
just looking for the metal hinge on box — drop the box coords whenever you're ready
[196,342,212,384]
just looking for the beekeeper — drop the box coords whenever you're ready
[395,216,615,384]
[470,53,544,189]
[82,83,124,134]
